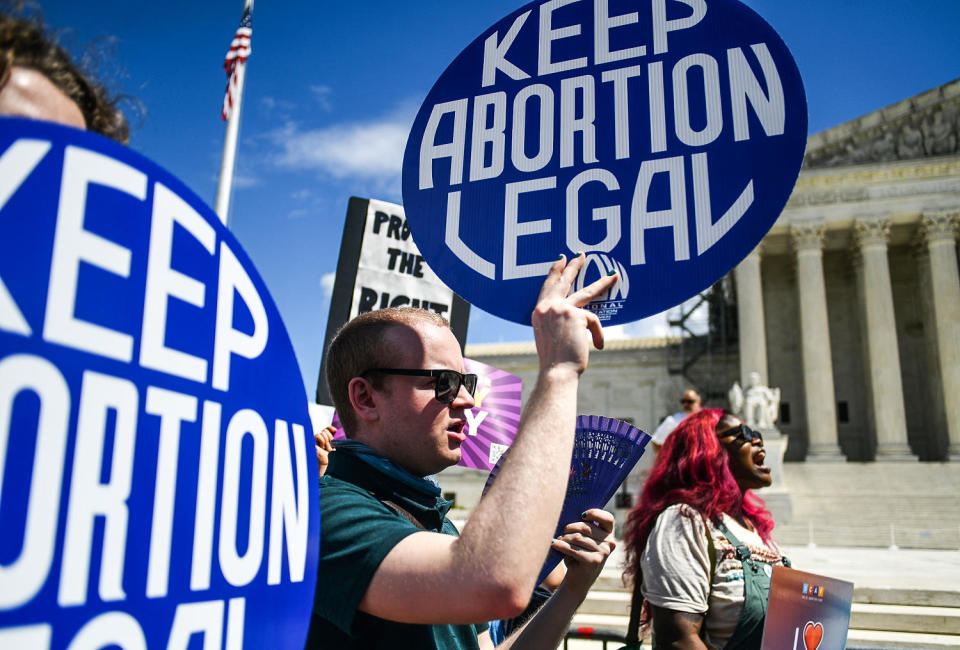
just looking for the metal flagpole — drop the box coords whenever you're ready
[215,0,253,227]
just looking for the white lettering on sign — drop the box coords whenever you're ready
[538,0,588,76]
[59,371,138,607]
[0,353,311,606]
[212,243,269,392]
[268,420,310,584]
[0,355,69,610]
[503,177,557,280]
[465,409,489,435]
[595,0,645,64]
[511,84,555,172]
[480,0,708,87]
[145,386,199,599]
[219,408,269,588]
[482,10,533,88]
[426,46,783,185]
[0,139,272,390]
[141,183,216,383]
[470,92,508,182]
[44,146,147,362]
[0,598,247,650]
[419,99,468,190]
[456,149,753,277]
[566,168,621,252]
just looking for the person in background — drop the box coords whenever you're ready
[0,7,128,141]
[308,254,618,649]
[650,388,702,453]
[621,409,788,649]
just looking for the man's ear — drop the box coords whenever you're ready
[348,377,379,424]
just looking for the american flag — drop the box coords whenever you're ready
[221,3,252,121]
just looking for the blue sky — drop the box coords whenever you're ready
[37,0,960,395]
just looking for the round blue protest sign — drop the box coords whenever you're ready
[0,118,318,649]
[402,0,806,325]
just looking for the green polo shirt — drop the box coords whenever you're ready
[305,446,486,649]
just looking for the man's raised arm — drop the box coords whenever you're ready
[359,254,618,624]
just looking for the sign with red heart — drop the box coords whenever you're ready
[760,565,853,650]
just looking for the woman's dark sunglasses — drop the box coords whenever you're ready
[363,368,478,403]
[718,423,762,446]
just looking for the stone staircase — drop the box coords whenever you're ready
[450,462,960,646]
[568,569,960,649]
[775,462,960,550]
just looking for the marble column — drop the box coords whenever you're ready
[919,211,960,459]
[791,223,844,460]
[853,219,915,460]
[735,247,769,386]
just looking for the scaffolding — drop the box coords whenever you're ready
[666,275,739,405]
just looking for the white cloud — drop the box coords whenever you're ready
[320,272,335,297]
[231,172,260,189]
[291,188,312,200]
[604,314,672,340]
[309,85,334,111]
[269,111,411,185]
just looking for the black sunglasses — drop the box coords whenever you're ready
[363,368,478,403]
[718,423,762,446]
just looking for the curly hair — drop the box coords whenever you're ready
[0,9,129,143]
[623,408,775,591]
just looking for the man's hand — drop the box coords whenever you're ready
[531,253,618,376]
[496,509,617,649]
[550,508,616,593]
[314,425,336,477]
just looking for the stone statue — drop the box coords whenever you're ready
[729,372,781,431]
[898,121,925,159]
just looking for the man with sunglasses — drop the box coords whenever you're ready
[651,388,702,453]
[307,254,620,649]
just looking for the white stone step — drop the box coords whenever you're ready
[851,602,960,635]
[574,594,960,635]
[846,628,960,649]
[567,614,960,649]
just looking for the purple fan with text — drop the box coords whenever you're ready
[484,415,650,586]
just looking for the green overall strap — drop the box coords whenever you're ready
[715,519,772,650]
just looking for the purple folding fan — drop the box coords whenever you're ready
[483,415,651,586]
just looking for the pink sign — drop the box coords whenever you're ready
[459,358,522,471]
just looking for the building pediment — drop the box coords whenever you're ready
[803,78,960,169]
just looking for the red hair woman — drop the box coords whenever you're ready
[621,408,788,649]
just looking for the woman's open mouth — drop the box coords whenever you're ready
[753,449,770,473]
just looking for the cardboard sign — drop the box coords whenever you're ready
[315,197,469,404]
[761,565,854,650]
[0,118,318,649]
[402,0,806,325]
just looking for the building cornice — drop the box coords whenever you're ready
[466,336,676,358]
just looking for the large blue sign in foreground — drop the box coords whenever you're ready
[402,0,807,325]
[0,118,318,649]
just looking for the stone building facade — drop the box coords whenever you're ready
[464,79,960,467]
[742,78,960,462]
